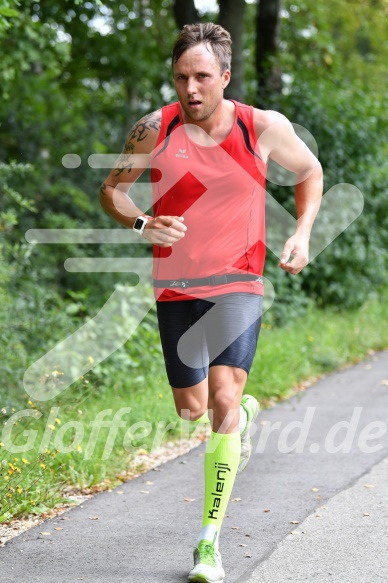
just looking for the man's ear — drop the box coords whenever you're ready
[222,69,231,89]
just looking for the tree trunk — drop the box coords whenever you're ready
[173,0,200,29]
[256,0,282,109]
[218,0,246,102]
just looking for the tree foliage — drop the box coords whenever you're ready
[0,0,387,408]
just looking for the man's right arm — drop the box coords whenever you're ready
[100,110,186,247]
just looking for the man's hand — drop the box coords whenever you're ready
[278,233,310,275]
[143,215,187,247]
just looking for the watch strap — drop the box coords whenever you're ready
[133,215,151,235]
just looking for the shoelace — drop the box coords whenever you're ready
[196,542,217,567]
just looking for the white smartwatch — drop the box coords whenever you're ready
[133,215,150,235]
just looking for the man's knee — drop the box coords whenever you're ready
[172,380,208,421]
[209,389,239,415]
[209,367,246,398]
[207,367,246,429]
[175,406,207,421]
[210,365,246,386]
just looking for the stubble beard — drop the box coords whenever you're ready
[181,100,220,124]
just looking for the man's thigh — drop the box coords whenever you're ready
[204,293,263,375]
[156,298,210,389]
[156,293,262,388]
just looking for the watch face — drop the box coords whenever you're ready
[134,217,145,230]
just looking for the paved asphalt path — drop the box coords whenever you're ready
[1,351,388,583]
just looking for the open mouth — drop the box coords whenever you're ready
[188,100,202,108]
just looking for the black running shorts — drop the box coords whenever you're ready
[156,292,263,388]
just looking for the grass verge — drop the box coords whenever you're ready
[247,287,388,402]
[1,288,388,523]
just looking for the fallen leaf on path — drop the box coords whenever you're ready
[140,490,149,494]
[311,487,319,492]
[380,380,388,386]
[88,516,99,520]
[231,526,240,530]
[290,520,299,524]
[363,512,371,516]
[239,544,247,547]
[54,528,63,531]
[60,516,70,520]
[145,481,153,485]
[263,509,270,513]
[290,531,301,535]
[117,491,124,495]
[184,498,196,502]
[244,553,252,558]
[39,532,51,536]
[364,484,375,488]
[232,497,242,502]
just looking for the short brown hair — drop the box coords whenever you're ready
[172,23,232,73]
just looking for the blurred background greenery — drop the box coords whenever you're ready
[0,0,387,520]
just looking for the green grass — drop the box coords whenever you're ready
[1,288,388,522]
[247,288,388,402]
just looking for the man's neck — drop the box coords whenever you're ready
[180,99,235,145]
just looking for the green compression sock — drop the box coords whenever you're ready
[199,431,240,546]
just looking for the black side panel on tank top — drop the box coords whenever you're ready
[154,114,180,158]
[237,117,262,160]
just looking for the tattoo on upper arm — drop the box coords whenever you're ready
[127,111,162,144]
[113,111,162,177]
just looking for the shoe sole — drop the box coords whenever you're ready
[188,576,224,583]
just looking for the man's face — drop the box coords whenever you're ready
[173,43,230,123]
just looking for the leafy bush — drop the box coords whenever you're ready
[280,82,388,309]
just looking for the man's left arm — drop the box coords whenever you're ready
[256,110,323,274]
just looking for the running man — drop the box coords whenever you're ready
[100,23,323,583]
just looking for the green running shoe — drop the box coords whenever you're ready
[238,394,260,473]
[188,539,225,583]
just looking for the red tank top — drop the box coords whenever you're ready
[151,100,267,301]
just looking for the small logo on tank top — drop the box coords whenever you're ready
[176,148,189,159]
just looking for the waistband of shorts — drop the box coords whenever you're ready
[153,274,263,289]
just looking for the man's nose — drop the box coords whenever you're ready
[186,78,197,95]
